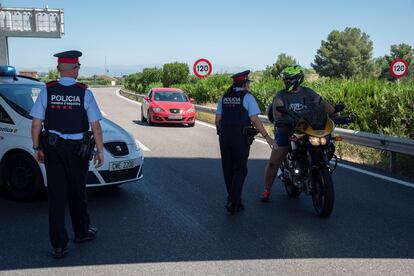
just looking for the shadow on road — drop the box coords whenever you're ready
[132,120,192,128]
[0,156,413,270]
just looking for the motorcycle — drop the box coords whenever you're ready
[275,102,351,218]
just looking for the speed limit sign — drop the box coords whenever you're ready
[193,58,212,78]
[390,58,409,78]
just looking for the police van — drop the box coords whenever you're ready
[0,66,144,201]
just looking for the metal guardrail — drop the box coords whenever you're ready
[90,85,121,88]
[120,89,414,171]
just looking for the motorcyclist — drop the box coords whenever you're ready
[261,64,335,202]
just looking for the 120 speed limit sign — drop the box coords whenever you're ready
[390,58,409,78]
[193,58,212,78]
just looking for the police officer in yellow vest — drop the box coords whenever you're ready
[30,50,104,259]
[216,70,273,214]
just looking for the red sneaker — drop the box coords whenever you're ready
[260,191,271,202]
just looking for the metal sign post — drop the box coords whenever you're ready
[0,6,65,65]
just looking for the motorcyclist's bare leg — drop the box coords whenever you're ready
[263,145,289,193]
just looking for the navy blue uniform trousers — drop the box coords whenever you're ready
[44,140,90,249]
[219,132,251,204]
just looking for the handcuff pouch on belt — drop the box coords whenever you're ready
[243,126,259,145]
[78,131,96,160]
[40,130,58,148]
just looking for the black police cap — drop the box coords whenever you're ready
[231,70,251,82]
[53,50,82,63]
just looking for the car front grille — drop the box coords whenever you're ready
[164,117,185,121]
[169,108,181,114]
[104,142,129,156]
[98,166,140,183]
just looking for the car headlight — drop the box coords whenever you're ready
[186,108,195,113]
[308,136,328,146]
[134,140,142,152]
[152,107,164,113]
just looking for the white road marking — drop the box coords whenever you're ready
[116,89,142,106]
[335,162,414,189]
[100,110,107,117]
[136,139,151,152]
[195,119,414,188]
[195,120,215,129]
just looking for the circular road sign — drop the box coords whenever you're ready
[390,58,409,78]
[193,58,212,78]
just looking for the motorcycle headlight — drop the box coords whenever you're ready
[186,108,195,113]
[152,107,165,113]
[309,136,321,146]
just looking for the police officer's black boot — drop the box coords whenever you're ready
[74,227,98,243]
[226,200,244,215]
[52,247,68,259]
[237,201,245,212]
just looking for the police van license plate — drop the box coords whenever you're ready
[168,115,182,119]
[109,159,138,171]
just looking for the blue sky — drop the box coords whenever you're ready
[3,0,414,74]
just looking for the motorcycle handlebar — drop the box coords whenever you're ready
[333,115,352,125]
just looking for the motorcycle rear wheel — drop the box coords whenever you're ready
[312,167,334,218]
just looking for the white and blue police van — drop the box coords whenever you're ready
[0,66,144,201]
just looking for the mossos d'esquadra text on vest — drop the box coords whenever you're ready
[50,95,81,106]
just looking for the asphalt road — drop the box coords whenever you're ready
[0,87,413,275]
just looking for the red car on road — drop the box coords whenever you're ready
[141,88,196,127]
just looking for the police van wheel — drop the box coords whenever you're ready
[141,106,147,122]
[3,152,44,201]
[188,122,195,127]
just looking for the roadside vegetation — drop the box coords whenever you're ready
[120,27,414,177]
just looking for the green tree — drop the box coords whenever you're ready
[378,43,414,80]
[140,67,163,91]
[162,62,189,87]
[48,69,59,80]
[124,72,142,92]
[312,27,374,78]
[264,53,298,79]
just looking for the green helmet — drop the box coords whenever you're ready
[280,64,304,92]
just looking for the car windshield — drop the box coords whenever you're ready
[0,84,43,118]
[154,91,188,102]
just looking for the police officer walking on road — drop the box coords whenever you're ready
[30,50,104,259]
[216,70,273,214]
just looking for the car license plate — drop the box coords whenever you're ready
[109,159,138,171]
[168,115,182,119]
